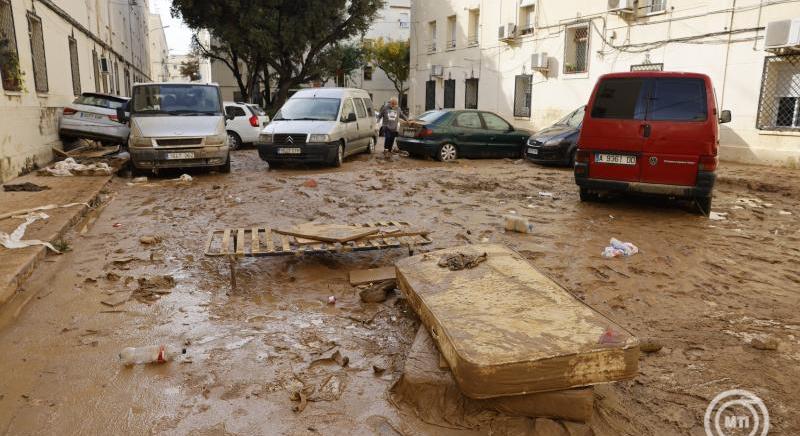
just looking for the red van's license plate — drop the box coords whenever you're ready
[595,153,636,165]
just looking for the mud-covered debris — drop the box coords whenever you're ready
[111,257,137,265]
[139,235,162,245]
[327,295,336,305]
[290,391,308,413]
[138,275,175,289]
[303,179,318,188]
[504,215,534,233]
[437,252,487,271]
[130,177,148,184]
[709,211,728,221]
[372,364,386,376]
[639,338,663,353]
[601,238,639,258]
[101,292,131,307]
[310,349,349,368]
[360,280,396,303]
[3,182,50,192]
[750,336,779,351]
[313,375,344,401]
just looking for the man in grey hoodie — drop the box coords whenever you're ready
[378,97,407,153]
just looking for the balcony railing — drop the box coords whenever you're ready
[427,42,437,53]
[446,40,457,50]
[520,25,534,36]
[467,35,479,47]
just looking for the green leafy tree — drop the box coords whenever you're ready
[191,36,262,102]
[317,42,366,86]
[172,0,384,110]
[179,57,201,81]
[364,38,409,101]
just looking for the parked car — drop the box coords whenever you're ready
[574,71,731,215]
[224,102,270,150]
[526,106,585,166]
[59,93,130,144]
[117,82,232,174]
[257,88,377,167]
[397,110,531,161]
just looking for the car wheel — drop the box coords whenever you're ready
[365,137,376,154]
[220,154,232,173]
[579,187,599,202]
[227,131,242,150]
[332,142,344,167]
[437,143,458,162]
[695,196,712,216]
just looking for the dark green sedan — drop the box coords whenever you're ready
[396,110,532,161]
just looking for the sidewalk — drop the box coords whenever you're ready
[0,172,113,307]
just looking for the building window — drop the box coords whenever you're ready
[757,54,800,131]
[399,12,409,29]
[113,61,120,96]
[363,65,373,81]
[92,49,100,92]
[0,0,22,91]
[425,80,435,111]
[645,0,667,14]
[465,78,478,109]
[68,36,80,96]
[513,74,532,118]
[446,15,456,50]
[443,79,455,108]
[564,25,589,74]
[27,12,47,93]
[467,9,480,47]
[124,68,130,96]
[519,1,535,35]
[427,21,437,53]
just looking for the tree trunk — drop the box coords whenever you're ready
[270,78,293,113]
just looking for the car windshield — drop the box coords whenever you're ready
[131,85,222,115]
[74,94,128,110]
[415,111,446,124]
[556,106,585,128]
[274,98,340,121]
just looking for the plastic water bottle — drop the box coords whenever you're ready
[503,215,534,234]
[119,345,186,365]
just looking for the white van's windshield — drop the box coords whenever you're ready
[274,98,341,121]
[131,84,222,116]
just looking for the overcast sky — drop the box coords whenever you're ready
[149,0,193,55]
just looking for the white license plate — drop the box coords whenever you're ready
[166,152,195,160]
[278,148,301,154]
[595,153,636,165]
[80,112,104,119]
[528,147,539,155]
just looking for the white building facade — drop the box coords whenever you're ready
[409,0,800,167]
[149,13,169,82]
[0,0,152,182]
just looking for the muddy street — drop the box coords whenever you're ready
[1,146,798,435]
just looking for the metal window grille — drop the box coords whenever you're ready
[92,50,100,92]
[425,80,436,111]
[0,0,21,91]
[564,26,589,74]
[647,0,666,14]
[514,75,532,117]
[68,36,80,96]
[757,54,800,131]
[465,78,479,109]
[27,12,47,93]
[443,79,455,108]
[631,63,664,72]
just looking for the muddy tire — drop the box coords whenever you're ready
[227,131,242,150]
[365,137,376,154]
[579,187,598,202]
[332,142,344,167]
[695,196,712,216]
[219,154,231,173]
[437,143,457,162]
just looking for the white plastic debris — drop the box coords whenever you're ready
[709,211,728,221]
[46,158,111,177]
[0,212,59,253]
[601,238,639,258]
[174,174,192,183]
[538,192,554,197]
[131,176,148,184]
[778,210,792,216]
[504,214,534,234]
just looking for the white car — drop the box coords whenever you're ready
[59,92,130,144]
[224,102,270,149]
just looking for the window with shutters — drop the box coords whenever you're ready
[443,79,455,108]
[645,0,667,15]
[124,68,130,95]
[513,75,532,117]
[92,49,100,92]
[757,54,800,131]
[519,1,535,35]
[465,78,478,109]
[0,0,22,91]
[425,80,435,111]
[68,36,80,96]
[467,9,479,47]
[564,25,589,74]
[27,12,47,93]
[113,61,119,95]
[363,66,373,81]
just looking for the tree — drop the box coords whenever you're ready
[317,42,366,86]
[172,0,383,110]
[364,38,410,102]
[191,35,262,102]
[179,57,201,81]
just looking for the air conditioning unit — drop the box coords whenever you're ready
[499,23,518,41]
[99,57,110,74]
[608,0,635,13]
[431,65,444,77]
[531,52,549,71]
[764,18,800,52]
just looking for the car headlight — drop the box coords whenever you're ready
[259,134,274,144]
[131,137,153,147]
[205,133,227,146]
[308,134,330,143]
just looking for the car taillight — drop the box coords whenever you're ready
[416,127,433,138]
[63,107,77,116]
[698,155,718,171]
[249,115,259,127]
[576,149,590,163]
[108,114,119,122]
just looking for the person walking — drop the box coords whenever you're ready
[377,97,407,153]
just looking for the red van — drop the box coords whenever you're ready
[574,72,731,215]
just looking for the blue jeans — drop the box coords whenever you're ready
[384,130,398,151]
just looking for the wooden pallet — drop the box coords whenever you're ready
[204,221,432,257]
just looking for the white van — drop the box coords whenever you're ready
[118,82,232,174]
[256,88,377,167]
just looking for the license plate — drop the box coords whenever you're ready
[166,152,195,160]
[278,147,301,154]
[403,128,416,137]
[528,147,539,155]
[80,112,104,119]
[595,153,636,165]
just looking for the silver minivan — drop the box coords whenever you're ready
[118,82,232,174]
[257,88,377,167]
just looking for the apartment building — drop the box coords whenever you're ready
[149,13,169,82]
[409,0,800,166]
[0,0,152,182]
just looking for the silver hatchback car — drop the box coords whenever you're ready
[58,93,130,144]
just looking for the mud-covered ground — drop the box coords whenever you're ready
[0,143,798,435]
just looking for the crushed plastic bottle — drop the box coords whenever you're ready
[504,215,534,234]
[119,345,186,365]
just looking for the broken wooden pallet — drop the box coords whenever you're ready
[204,221,432,257]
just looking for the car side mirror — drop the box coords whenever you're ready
[719,110,731,124]
[346,113,357,123]
[116,107,128,124]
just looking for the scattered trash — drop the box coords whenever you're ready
[174,174,192,183]
[639,338,663,353]
[303,179,318,188]
[42,158,112,177]
[504,214,534,234]
[359,280,396,303]
[139,235,162,245]
[130,177,149,184]
[750,336,779,351]
[437,252,488,271]
[112,223,123,228]
[138,275,175,290]
[310,349,349,368]
[119,345,186,365]
[3,182,50,192]
[778,210,792,216]
[538,191,554,197]
[327,295,336,305]
[0,202,90,221]
[601,238,639,258]
[709,211,728,221]
[0,212,60,253]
